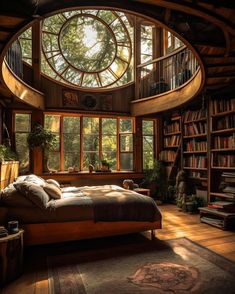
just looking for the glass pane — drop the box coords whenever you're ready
[143,136,154,151]
[64,134,80,151]
[120,153,133,170]
[120,134,133,152]
[142,120,154,135]
[143,152,154,170]
[44,115,60,132]
[83,117,99,134]
[48,152,60,171]
[15,114,31,132]
[64,153,80,170]
[63,116,80,133]
[83,135,99,151]
[15,133,30,173]
[102,118,117,134]
[120,118,133,133]
[83,152,99,170]
[102,135,116,151]
[102,151,116,170]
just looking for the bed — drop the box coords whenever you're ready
[0,175,162,245]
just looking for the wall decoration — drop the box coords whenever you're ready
[62,90,79,106]
[81,94,98,110]
[99,95,113,111]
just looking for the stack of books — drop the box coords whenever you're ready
[208,201,235,213]
[222,172,235,199]
[0,226,8,238]
[200,216,224,228]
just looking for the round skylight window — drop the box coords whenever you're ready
[60,15,116,73]
[41,10,133,88]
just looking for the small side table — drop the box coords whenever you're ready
[134,188,151,197]
[0,229,24,286]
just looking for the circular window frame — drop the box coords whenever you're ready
[41,9,133,89]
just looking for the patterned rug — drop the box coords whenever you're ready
[47,235,235,294]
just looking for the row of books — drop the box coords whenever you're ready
[183,109,206,122]
[211,97,235,115]
[222,172,235,183]
[183,155,207,168]
[212,154,235,168]
[213,134,235,149]
[164,121,180,134]
[188,171,207,179]
[214,115,235,130]
[208,201,235,213]
[184,122,206,136]
[159,150,176,162]
[184,140,207,151]
[223,186,235,197]
[164,135,181,147]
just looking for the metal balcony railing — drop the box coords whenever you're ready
[5,40,23,80]
[137,46,199,99]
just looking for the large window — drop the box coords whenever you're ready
[142,119,155,169]
[45,114,134,171]
[41,9,133,89]
[165,31,183,54]
[18,27,32,65]
[14,113,31,173]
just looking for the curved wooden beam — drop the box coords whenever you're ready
[135,0,235,36]
[1,61,44,109]
[131,69,203,116]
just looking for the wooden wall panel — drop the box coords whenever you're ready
[41,76,134,115]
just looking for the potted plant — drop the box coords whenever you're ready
[185,195,204,213]
[142,160,167,202]
[101,159,110,171]
[27,123,57,172]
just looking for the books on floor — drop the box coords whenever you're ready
[208,201,235,212]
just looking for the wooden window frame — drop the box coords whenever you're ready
[44,112,135,172]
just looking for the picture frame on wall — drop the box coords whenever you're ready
[62,90,79,107]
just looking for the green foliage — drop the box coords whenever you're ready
[101,159,109,167]
[27,123,57,151]
[0,145,18,162]
[143,160,168,200]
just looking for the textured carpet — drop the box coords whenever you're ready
[47,235,235,294]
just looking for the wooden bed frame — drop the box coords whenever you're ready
[22,219,162,246]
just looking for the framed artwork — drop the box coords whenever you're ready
[62,90,79,106]
[99,94,112,111]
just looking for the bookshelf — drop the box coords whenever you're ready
[160,115,181,181]
[182,108,208,182]
[202,96,235,229]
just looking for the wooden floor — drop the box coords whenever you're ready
[2,204,235,293]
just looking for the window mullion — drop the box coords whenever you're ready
[80,116,83,171]
[60,115,64,171]
[117,118,120,171]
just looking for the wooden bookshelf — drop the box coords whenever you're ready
[205,96,235,229]
[161,115,181,182]
[182,108,208,175]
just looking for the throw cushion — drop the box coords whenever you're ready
[46,179,60,188]
[43,183,62,199]
[14,181,49,209]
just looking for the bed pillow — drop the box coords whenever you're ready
[43,183,62,199]
[46,179,60,188]
[24,174,46,186]
[0,183,35,208]
[14,181,49,209]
